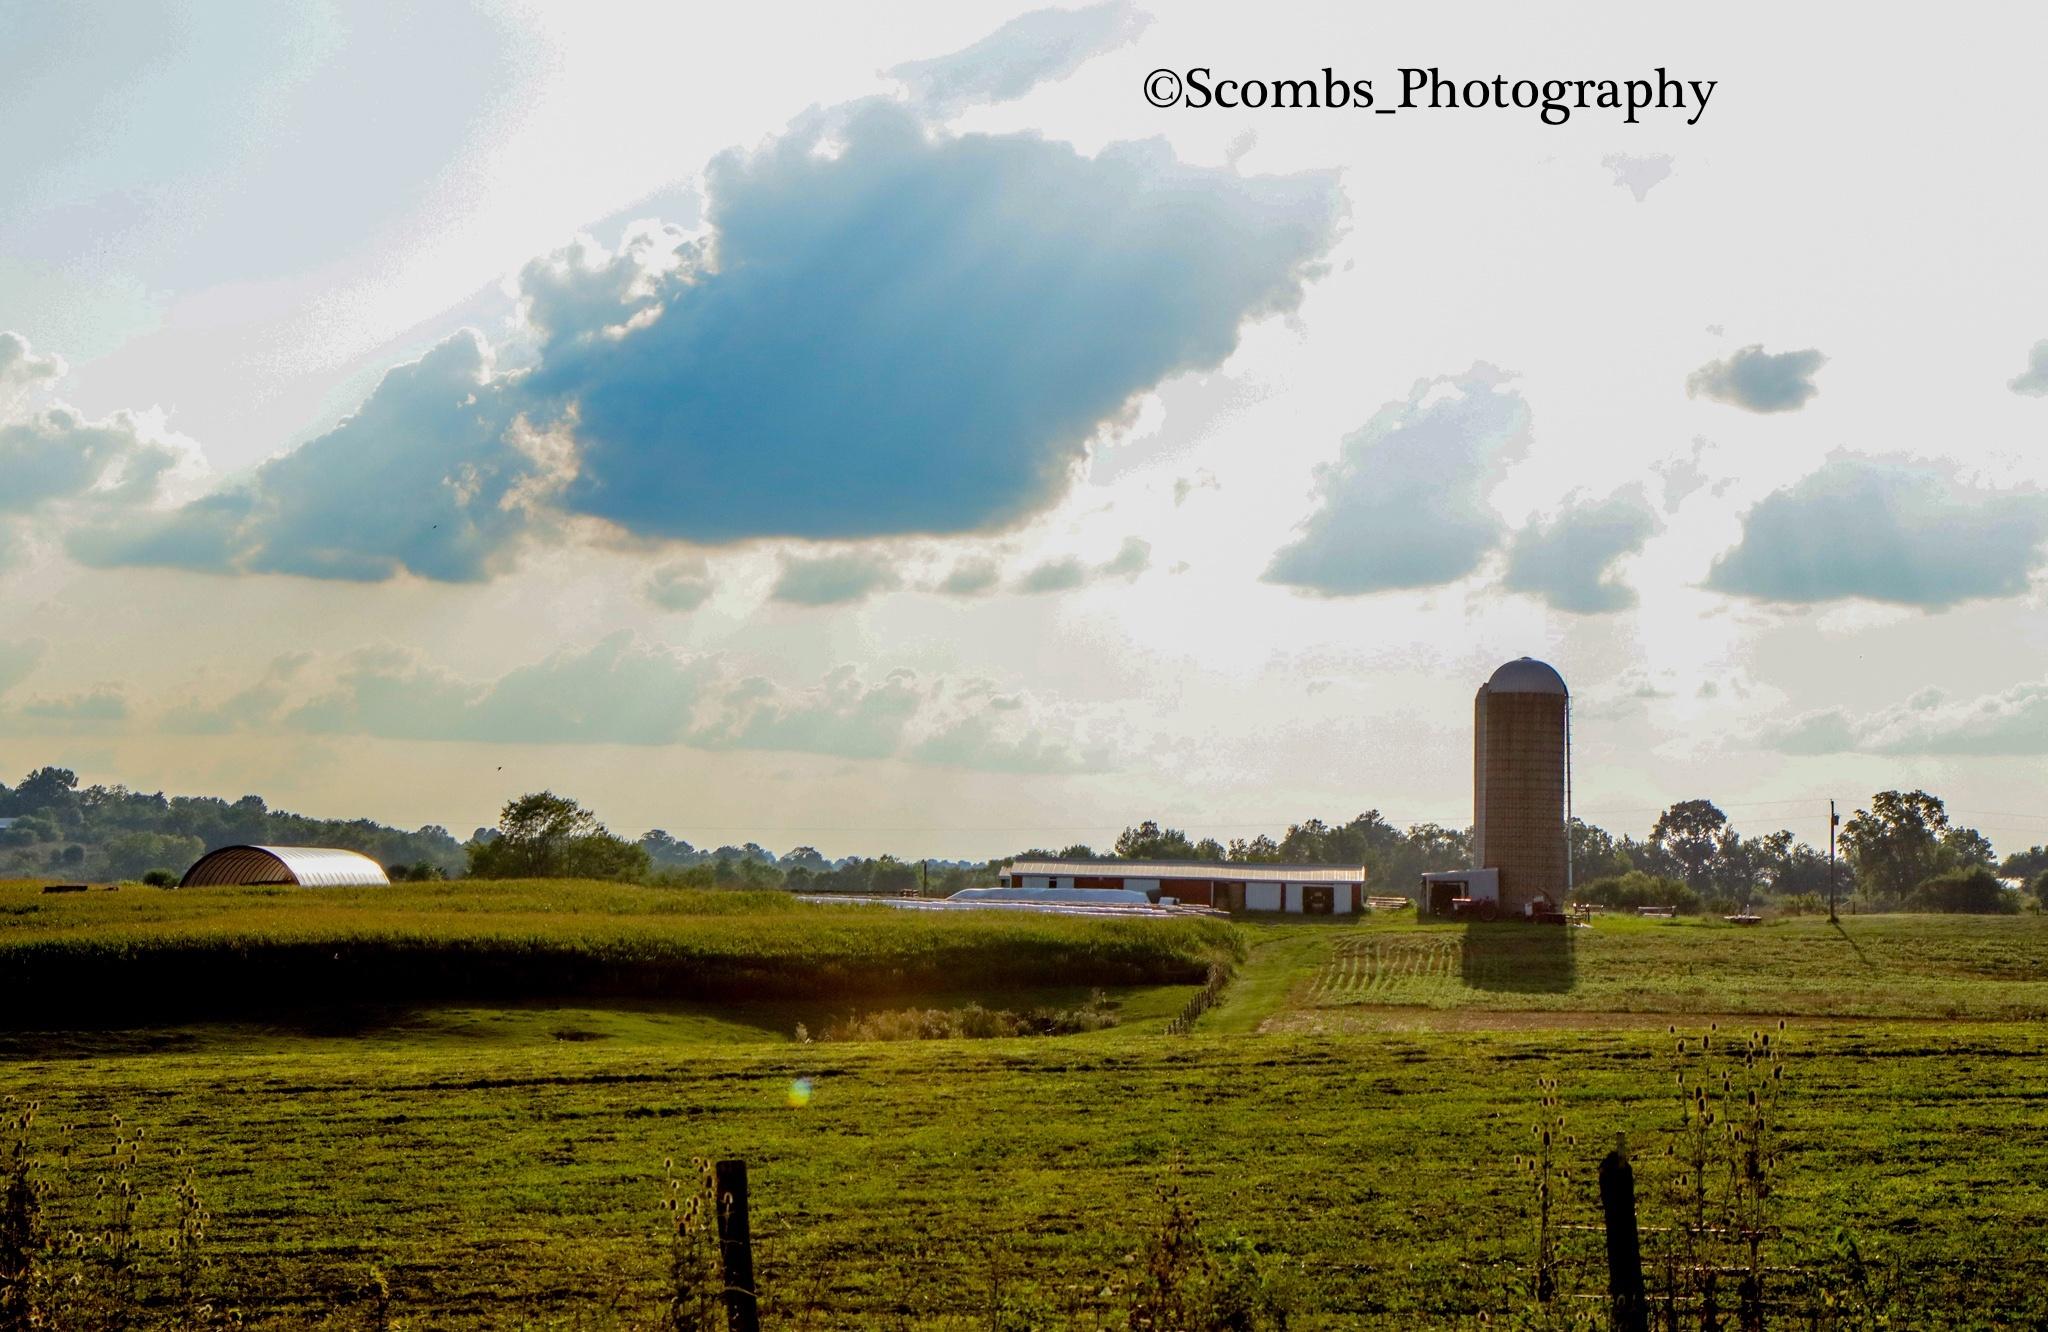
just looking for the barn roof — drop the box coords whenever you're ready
[1007,858,1367,884]
[178,845,391,889]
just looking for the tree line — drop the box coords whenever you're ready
[6,762,2044,913]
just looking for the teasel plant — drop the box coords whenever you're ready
[659,1155,724,1332]
[1516,1074,1574,1305]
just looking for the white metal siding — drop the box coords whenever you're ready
[1245,882,1283,911]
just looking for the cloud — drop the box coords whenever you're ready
[1502,487,1661,613]
[1707,455,2048,608]
[0,331,64,412]
[934,557,1002,597]
[0,333,196,523]
[171,634,1103,770]
[1100,536,1151,578]
[287,635,715,746]
[1685,344,1826,413]
[1264,365,1530,596]
[643,555,714,612]
[17,688,127,723]
[770,550,902,606]
[2009,339,2048,397]
[1017,556,1088,594]
[70,333,567,581]
[1653,438,1725,512]
[84,98,1340,581]
[888,2,1150,116]
[696,666,923,759]
[1015,536,1150,593]
[0,640,43,698]
[1765,679,2048,756]
[1601,152,1673,203]
[162,654,311,734]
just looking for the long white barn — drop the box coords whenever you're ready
[998,858,1368,914]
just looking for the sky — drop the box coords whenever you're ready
[4,1,2047,859]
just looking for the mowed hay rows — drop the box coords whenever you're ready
[1309,934,1463,1003]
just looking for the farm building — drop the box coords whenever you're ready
[999,858,1367,913]
[179,845,391,888]
[1424,656,1571,918]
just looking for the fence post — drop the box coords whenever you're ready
[1599,1145,1648,1332]
[714,1159,760,1332]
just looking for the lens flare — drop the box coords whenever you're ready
[787,1077,814,1108]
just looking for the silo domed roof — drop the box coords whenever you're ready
[1486,657,1567,695]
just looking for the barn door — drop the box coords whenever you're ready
[1304,885,1333,915]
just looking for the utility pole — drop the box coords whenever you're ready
[1828,799,1839,923]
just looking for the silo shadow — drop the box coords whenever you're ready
[1460,920,1577,994]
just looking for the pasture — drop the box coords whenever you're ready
[3,885,2046,1328]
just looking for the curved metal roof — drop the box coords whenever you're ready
[178,845,391,889]
[1485,656,1568,696]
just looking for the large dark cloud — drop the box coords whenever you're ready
[1707,456,2048,608]
[81,98,1341,582]
[1686,344,1826,413]
[1264,365,1530,596]
[541,100,1339,544]
[1502,487,1661,613]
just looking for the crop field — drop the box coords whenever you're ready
[0,881,1233,1023]
[4,890,2047,1328]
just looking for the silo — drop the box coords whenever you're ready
[1472,657,1569,915]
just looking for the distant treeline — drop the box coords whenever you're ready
[6,764,2044,913]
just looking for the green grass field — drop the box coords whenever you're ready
[4,887,2046,1328]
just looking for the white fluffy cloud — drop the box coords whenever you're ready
[1502,487,1661,613]
[1264,365,1530,596]
[1685,344,1827,413]
[1707,455,2048,608]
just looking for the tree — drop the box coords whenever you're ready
[1649,800,1729,890]
[2033,870,2048,911]
[1568,819,1633,882]
[467,791,650,881]
[1910,866,2018,915]
[1939,826,1995,869]
[1115,821,1199,859]
[2002,845,2048,882]
[1841,790,1950,905]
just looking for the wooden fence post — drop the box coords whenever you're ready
[714,1159,760,1332]
[1599,1146,1648,1332]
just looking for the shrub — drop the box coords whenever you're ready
[1577,870,1700,914]
[1909,866,2019,915]
[1775,892,1825,917]
[2032,870,2048,911]
[140,870,176,887]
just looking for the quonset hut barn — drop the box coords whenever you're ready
[998,859,1368,913]
[178,845,391,888]
[1422,657,1571,919]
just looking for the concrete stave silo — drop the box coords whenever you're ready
[1472,657,1570,916]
